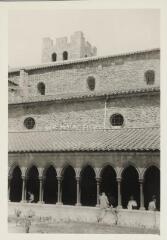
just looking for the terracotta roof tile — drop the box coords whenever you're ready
[8,127,160,153]
[8,87,160,105]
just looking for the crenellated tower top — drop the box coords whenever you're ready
[41,31,97,63]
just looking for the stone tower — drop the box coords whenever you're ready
[41,31,97,63]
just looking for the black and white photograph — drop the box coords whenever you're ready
[3,1,163,236]
[7,7,160,234]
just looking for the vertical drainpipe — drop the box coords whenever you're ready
[103,96,108,129]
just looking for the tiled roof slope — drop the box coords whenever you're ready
[8,48,160,73]
[8,80,18,86]
[9,87,160,105]
[8,127,160,153]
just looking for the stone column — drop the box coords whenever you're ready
[21,176,26,202]
[56,176,62,205]
[75,176,81,206]
[38,176,43,203]
[117,177,122,208]
[96,178,100,207]
[8,175,11,202]
[42,177,45,203]
[139,178,145,210]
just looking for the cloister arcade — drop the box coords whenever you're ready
[8,164,160,210]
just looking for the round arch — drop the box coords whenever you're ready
[52,52,57,62]
[80,165,97,206]
[100,165,117,207]
[60,162,76,176]
[80,162,96,175]
[9,166,22,202]
[142,163,160,178]
[9,162,21,177]
[43,165,57,204]
[99,162,116,173]
[121,162,140,177]
[87,76,96,91]
[37,82,45,95]
[62,165,76,205]
[63,51,68,60]
[121,165,140,209]
[26,165,39,203]
[42,163,56,178]
[143,166,160,210]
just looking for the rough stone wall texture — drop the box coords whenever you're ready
[8,94,159,132]
[8,50,160,98]
[105,94,159,129]
[8,203,160,230]
[41,31,97,63]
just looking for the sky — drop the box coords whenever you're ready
[8,9,160,67]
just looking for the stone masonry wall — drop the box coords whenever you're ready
[8,203,160,230]
[8,50,160,98]
[105,94,159,129]
[8,94,159,132]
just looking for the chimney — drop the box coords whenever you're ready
[19,69,28,97]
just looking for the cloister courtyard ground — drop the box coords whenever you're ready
[8,220,160,234]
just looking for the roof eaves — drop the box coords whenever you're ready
[8,48,160,74]
[8,148,160,153]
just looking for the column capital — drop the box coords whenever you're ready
[75,168,81,178]
[94,168,101,179]
[115,167,123,179]
[56,168,62,178]
[21,167,26,177]
[38,167,44,178]
[138,167,146,180]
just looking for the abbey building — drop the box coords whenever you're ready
[8,31,160,211]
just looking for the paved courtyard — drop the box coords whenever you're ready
[8,221,160,234]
